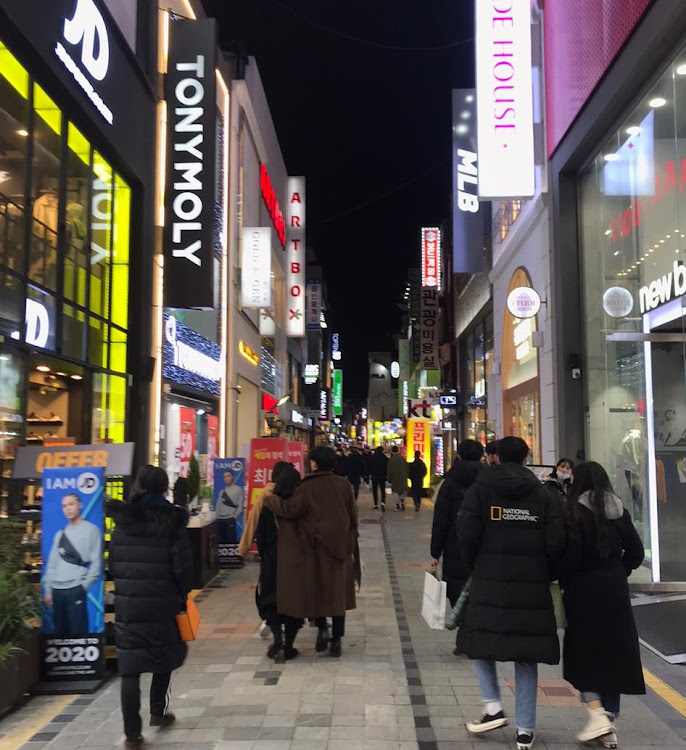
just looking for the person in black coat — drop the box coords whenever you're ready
[370,446,389,509]
[408,451,428,511]
[558,461,645,747]
[256,461,303,662]
[346,448,364,500]
[431,440,483,605]
[456,437,565,750]
[108,467,193,750]
[542,457,574,502]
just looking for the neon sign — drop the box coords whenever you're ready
[260,164,286,247]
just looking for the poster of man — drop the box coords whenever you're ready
[214,458,245,566]
[41,468,104,637]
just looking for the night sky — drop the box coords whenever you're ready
[203,0,475,398]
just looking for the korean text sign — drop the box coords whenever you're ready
[246,439,288,550]
[406,419,431,489]
[41,466,105,681]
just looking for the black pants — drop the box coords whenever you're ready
[411,487,423,509]
[218,517,237,544]
[350,478,361,500]
[121,672,171,739]
[53,585,88,636]
[268,616,301,649]
[315,615,345,639]
[371,480,385,506]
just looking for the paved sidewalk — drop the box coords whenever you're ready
[3,493,686,749]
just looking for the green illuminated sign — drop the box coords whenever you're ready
[333,370,343,416]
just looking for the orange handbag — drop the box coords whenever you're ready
[176,596,200,641]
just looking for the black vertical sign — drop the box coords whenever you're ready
[164,19,217,309]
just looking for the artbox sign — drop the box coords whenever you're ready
[507,286,541,319]
[420,288,439,370]
[603,287,634,318]
[421,228,441,288]
[164,18,217,309]
[452,89,488,273]
[307,282,322,330]
[476,0,535,198]
[241,228,272,309]
[286,177,306,337]
[57,0,112,124]
[163,313,222,396]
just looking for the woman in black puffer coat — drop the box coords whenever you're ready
[108,467,193,750]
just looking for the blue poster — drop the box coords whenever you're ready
[40,467,105,682]
[214,458,245,567]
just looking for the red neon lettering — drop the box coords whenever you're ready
[291,262,300,273]
[291,285,301,297]
[260,164,286,247]
[291,192,302,203]
[292,239,301,251]
[291,216,301,228]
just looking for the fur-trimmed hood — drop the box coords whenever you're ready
[107,496,189,536]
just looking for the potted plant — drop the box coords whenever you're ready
[0,518,41,715]
[187,454,201,507]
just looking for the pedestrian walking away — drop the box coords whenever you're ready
[346,446,364,500]
[409,450,428,511]
[254,461,303,662]
[430,439,483,653]
[558,461,645,748]
[108,467,193,750]
[387,445,409,511]
[263,445,361,658]
[370,446,389,510]
[456,436,565,750]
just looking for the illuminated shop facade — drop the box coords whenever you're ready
[0,0,157,496]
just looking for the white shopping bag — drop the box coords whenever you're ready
[421,569,447,630]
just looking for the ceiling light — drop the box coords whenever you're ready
[56,371,67,377]
[614,250,620,256]
[70,374,83,381]
[456,123,468,135]
[16,128,28,137]
[649,248,654,252]
[649,97,667,108]
[626,126,642,136]
[677,63,686,76]
[36,365,50,372]
[461,110,471,119]
[603,153,620,162]
[667,234,671,238]
[604,229,612,236]
[465,94,474,103]
[660,239,665,243]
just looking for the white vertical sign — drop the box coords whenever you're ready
[241,228,272,308]
[476,0,534,198]
[286,177,306,337]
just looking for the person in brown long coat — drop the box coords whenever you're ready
[262,445,361,658]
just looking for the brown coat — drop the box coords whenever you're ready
[263,471,361,619]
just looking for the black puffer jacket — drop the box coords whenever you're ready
[455,463,565,664]
[430,460,481,602]
[108,496,193,676]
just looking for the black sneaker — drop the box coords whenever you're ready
[329,638,342,657]
[315,628,329,653]
[516,730,535,749]
[149,713,175,728]
[466,710,508,734]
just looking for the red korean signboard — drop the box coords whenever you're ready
[421,227,441,289]
[260,164,286,247]
[178,407,196,478]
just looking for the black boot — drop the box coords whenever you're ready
[283,619,300,661]
[329,637,342,657]
[267,622,283,659]
[315,626,329,653]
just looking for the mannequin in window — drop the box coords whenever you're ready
[621,420,644,522]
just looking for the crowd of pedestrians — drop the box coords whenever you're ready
[108,437,645,750]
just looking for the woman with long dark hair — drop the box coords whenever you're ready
[559,461,645,748]
[542,457,574,501]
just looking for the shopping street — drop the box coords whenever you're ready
[3,494,686,750]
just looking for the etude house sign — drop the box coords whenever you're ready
[506,286,541,319]
[603,286,634,318]
[164,18,217,309]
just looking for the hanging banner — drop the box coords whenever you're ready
[286,177,306,336]
[420,288,439,370]
[406,418,432,489]
[241,227,272,308]
[206,415,218,487]
[307,282,322,330]
[288,442,306,476]
[178,407,196,478]
[333,370,343,416]
[421,228,441,289]
[213,458,245,568]
[41,466,105,682]
[246,438,288,552]
[164,18,218,309]
[319,388,330,421]
[399,338,410,380]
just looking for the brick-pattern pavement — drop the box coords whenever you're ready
[3,494,686,749]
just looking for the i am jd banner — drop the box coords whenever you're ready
[214,458,245,568]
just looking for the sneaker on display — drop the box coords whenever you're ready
[466,710,508,734]
[516,730,535,749]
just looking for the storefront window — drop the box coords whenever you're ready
[64,123,90,307]
[579,46,686,580]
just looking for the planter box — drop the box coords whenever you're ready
[0,632,40,717]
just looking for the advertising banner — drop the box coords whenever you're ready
[406,418,432,489]
[12,443,134,480]
[288,442,306,476]
[286,177,306,337]
[246,439,288,551]
[241,228,272,308]
[164,18,217,309]
[333,370,343,416]
[213,458,245,568]
[206,415,218,487]
[319,388,330,421]
[452,89,489,273]
[178,407,196,478]
[399,338,410,380]
[163,313,222,396]
[420,288,439,370]
[307,282,322,330]
[41,466,105,682]
[421,228,441,289]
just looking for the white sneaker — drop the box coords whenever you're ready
[599,729,618,749]
[577,708,613,743]
[258,621,271,639]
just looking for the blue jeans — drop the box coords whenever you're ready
[473,660,538,732]
[580,691,621,718]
